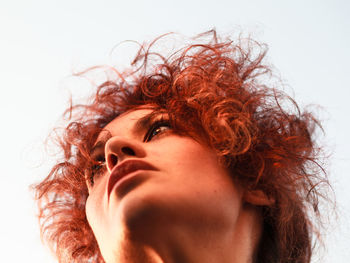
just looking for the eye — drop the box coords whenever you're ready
[87,155,106,187]
[144,120,171,142]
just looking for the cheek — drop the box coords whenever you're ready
[85,195,99,234]
[85,179,108,238]
[159,139,223,181]
[85,193,117,263]
[150,139,243,219]
[153,137,212,166]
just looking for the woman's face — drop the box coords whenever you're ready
[85,107,257,262]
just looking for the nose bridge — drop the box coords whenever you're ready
[105,136,145,172]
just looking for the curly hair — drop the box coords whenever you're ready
[34,30,329,263]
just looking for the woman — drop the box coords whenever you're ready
[34,31,329,263]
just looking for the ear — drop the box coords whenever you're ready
[243,189,275,206]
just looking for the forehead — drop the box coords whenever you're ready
[109,108,153,130]
[96,106,156,141]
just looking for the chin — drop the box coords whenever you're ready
[111,183,169,239]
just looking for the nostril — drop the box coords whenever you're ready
[121,146,135,156]
[108,154,118,169]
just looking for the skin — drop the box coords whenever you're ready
[85,107,264,263]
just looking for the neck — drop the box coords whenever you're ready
[108,207,262,263]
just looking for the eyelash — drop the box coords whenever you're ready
[143,119,171,142]
[88,156,106,187]
[87,118,171,187]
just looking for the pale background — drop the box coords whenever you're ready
[0,0,349,262]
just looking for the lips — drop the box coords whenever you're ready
[107,159,157,199]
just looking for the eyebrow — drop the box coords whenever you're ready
[132,111,163,136]
[89,131,111,157]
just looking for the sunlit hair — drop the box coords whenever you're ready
[34,30,329,263]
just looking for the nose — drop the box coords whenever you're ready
[105,136,146,172]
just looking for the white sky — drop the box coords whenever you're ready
[0,0,349,262]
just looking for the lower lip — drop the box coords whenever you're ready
[110,170,150,197]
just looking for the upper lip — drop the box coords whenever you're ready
[107,159,157,198]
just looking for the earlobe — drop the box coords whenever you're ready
[243,189,275,206]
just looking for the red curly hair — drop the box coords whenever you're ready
[34,31,329,263]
